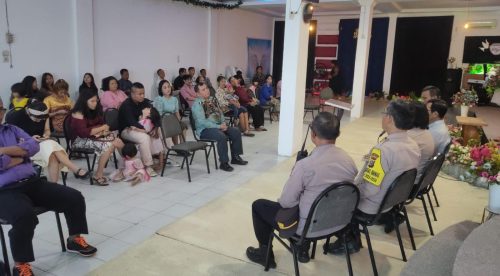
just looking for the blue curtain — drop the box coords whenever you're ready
[338,18,389,96]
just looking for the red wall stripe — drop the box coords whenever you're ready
[317,35,339,44]
[315,46,337,58]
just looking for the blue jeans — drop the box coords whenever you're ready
[200,127,243,163]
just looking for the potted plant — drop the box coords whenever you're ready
[452,89,479,116]
[485,65,500,106]
[468,142,500,210]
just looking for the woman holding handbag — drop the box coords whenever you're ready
[69,92,124,185]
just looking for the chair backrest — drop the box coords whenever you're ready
[62,115,73,148]
[300,182,360,239]
[178,92,190,111]
[419,153,446,194]
[188,113,200,140]
[160,113,183,140]
[378,169,417,214]
[4,107,24,123]
[104,108,120,131]
[319,87,334,100]
[407,155,439,201]
[443,142,452,155]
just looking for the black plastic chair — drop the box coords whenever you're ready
[429,142,451,208]
[178,93,191,118]
[264,182,360,276]
[160,114,210,182]
[63,116,95,185]
[188,113,225,170]
[1,168,66,276]
[402,154,442,250]
[354,169,417,276]
[254,88,274,124]
[103,108,121,169]
[412,153,446,236]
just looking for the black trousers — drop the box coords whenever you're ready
[0,177,88,262]
[246,105,265,129]
[200,127,243,163]
[252,199,281,246]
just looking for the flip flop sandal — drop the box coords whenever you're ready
[92,176,109,186]
[74,168,90,180]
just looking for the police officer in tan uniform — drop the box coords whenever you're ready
[246,112,358,268]
[325,100,421,254]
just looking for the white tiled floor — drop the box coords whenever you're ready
[3,102,356,276]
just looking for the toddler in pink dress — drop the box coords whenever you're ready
[122,143,150,186]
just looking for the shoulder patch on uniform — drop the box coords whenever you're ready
[363,148,385,186]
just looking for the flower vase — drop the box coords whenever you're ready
[460,105,469,117]
[488,184,500,212]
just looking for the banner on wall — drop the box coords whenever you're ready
[247,38,272,79]
[463,36,500,63]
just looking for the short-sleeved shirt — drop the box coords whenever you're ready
[43,95,72,112]
[428,120,451,154]
[100,90,128,111]
[153,96,179,115]
[278,144,358,236]
[357,132,421,214]
[408,128,435,183]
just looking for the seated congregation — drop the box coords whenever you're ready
[0,66,282,276]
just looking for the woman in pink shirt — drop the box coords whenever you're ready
[100,76,128,111]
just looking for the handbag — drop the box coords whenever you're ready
[296,126,310,162]
[275,205,300,238]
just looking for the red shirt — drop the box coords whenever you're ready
[235,86,251,106]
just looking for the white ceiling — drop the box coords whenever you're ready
[240,0,500,17]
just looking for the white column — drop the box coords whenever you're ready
[350,0,375,119]
[382,13,397,94]
[278,0,310,156]
[73,0,95,97]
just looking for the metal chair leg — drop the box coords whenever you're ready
[393,213,407,262]
[212,143,218,170]
[264,233,274,272]
[431,186,440,207]
[323,237,330,255]
[403,207,416,250]
[291,243,300,276]
[343,234,354,276]
[1,225,11,276]
[427,192,437,221]
[421,196,434,236]
[363,225,378,276]
[310,241,316,259]
[55,213,66,252]
[189,151,196,165]
[161,151,170,177]
[204,148,210,174]
[185,155,192,182]
[61,172,67,187]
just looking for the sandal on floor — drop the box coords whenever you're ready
[243,132,255,137]
[92,176,109,186]
[74,168,90,180]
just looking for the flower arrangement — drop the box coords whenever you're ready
[445,140,500,186]
[485,65,500,97]
[447,143,473,166]
[452,89,478,107]
[448,125,462,142]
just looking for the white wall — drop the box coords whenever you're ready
[0,0,274,102]
[92,0,210,99]
[0,0,77,102]
[211,9,274,78]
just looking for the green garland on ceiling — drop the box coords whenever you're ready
[172,0,243,9]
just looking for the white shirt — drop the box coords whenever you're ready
[428,120,451,155]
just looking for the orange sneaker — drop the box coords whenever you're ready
[66,236,97,257]
[13,263,33,276]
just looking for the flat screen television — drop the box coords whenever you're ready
[463,36,500,64]
[468,63,496,75]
